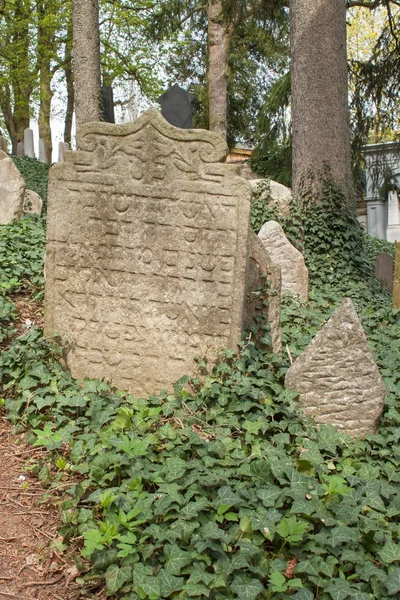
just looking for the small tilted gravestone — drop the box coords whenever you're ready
[100,85,115,124]
[44,109,253,397]
[285,298,385,437]
[23,190,42,215]
[375,253,394,293]
[246,232,282,355]
[24,128,35,158]
[157,84,195,129]
[0,136,8,153]
[394,242,400,309]
[0,150,25,224]
[258,220,308,301]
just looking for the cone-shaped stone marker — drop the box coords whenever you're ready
[285,298,385,437]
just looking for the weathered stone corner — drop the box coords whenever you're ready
[258,220,308,301]
[0,150,25,224]
[285,298,385,437]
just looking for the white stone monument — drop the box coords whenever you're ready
[24,128,35,158]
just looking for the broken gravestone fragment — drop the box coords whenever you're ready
[249,179,292,216]
[44,109,252,397]
[258,220,308,301]
[23,190,43,215]
[393,243,400,309]
[246,232,282,355]
[285,298,385,437]
[0,150,25,224]
[375,252,394,294]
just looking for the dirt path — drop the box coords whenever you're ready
[0,417,83,600]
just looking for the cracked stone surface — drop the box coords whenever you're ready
[285,298,385,437]
[258,220,308,301]
[0,150,25,224]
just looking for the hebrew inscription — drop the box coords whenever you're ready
[44,109,252,396]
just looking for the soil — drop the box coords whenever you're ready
[0,295,106,600]
[0,417,83,600]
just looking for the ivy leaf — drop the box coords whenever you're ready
[164,544,192,575]
[105,564,132,595]
[386,566,400,595]
[256,485,282,507]
[231,574,264,600]
[185,582,211,596]
[378,540,400,564]
[293,590,314,600]
[158,569,184,596]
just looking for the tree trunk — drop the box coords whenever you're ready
[38,71,53,162]
[64,18,74,144]
[290,0,352,200]
[72,0,101,132]
[12,0,31,149]
[37,0,56,162]
[207,0,232,142]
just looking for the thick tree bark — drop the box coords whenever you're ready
[72,0,101,132]
[11,0,31,151]
[37,0,56,162]
[64,17,74,145]
[207,0,232,142]
[290,0,352,200]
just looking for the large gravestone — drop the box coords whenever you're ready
[157,84,194,129]
[44,109,252,397]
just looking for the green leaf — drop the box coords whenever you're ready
[276,516,308,542]
[157,569,184,597]
[378,540,400,564]
[256,485,282,507]
[231,574,264,600]
[293,590,314,600]
[164,544,192,575]
[386,566,400,595]
[105,564,132,595]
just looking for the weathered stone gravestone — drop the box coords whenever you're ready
[157,84,194,129]
[285,298,385,437]
[0,135,8,153]
[258,220,308,301]
[23,190,42,215]
[0,150,25,224]
[249,179,292,216]
[39,139,48,164]
[24,128,35,158]
[394,242,400,309]
[101,85,115,124]
[246,232,282,355]
[375,253,394,293]
[44,109,252,397]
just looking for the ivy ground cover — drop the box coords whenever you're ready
[0,183,400,599]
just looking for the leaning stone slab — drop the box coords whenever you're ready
[24,128,35,158]
[0,150,25,224]
[285,298,385,437]
[0,136,7,153]
[375,253,394,294]
[250,179,292,216]
[393,242,400,309]
[44,109,252,397]
[23,190,42,215]
[246,232,282,355]
[258,220,308,301]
